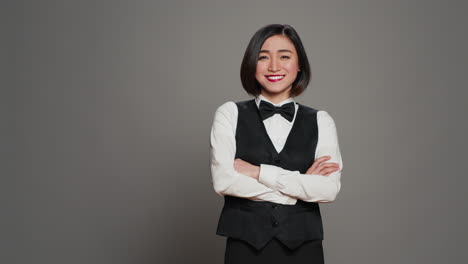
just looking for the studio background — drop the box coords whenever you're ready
[5,0,467,263]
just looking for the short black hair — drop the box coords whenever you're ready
[240,24,311,97]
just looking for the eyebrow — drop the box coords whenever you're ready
[259,49,293,54]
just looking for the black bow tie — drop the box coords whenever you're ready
[259,100,295,122]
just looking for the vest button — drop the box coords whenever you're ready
[272,204,277,209]
[274,158,280,164]
[272,221,279,227]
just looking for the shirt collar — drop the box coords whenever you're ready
[254,94,296,109]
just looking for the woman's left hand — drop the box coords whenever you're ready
[234,158,260,180]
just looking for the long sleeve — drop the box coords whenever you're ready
[210,101,297,204]
[257,110,343,203]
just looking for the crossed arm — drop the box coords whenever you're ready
[210,101,343,205]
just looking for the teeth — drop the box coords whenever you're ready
[267,75,285,80]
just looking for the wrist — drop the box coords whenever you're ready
[254,166,260,180]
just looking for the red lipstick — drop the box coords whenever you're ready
[265,75,285,82]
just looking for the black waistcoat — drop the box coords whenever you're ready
[216,99,323,251]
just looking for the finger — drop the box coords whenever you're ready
[323,169,339,176]
[316,163,339,172]
[308,163,339,175]
[319,162,339,167]
[324,168,340,176]
[321,163,340,170]
[309,156,331,171]
[318,166,340,176]
[315,162,337,172]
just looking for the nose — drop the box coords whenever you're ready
[268,57,280,72]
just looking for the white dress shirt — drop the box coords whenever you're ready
[210,94,343,205]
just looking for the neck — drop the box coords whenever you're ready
[260,88,292,104]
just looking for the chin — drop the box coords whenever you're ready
[262,83,292,93]
[266,88,287,94]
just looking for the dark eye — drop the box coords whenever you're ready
[281,56,290,59]
[258,56,268,60]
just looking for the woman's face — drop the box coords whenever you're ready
[255,35,300,98]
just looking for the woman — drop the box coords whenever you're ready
[210,24,343,264]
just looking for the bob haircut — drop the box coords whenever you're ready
[240,24,311,97]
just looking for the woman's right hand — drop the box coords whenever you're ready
[306,155,340,176]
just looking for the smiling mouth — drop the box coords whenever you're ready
[266,75,285,82]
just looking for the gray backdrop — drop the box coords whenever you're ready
[5,0,468,263]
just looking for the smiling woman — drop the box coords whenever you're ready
[240,24,312,103]
[255,35,301,102]
[210,24,343,264]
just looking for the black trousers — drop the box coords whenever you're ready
[224,237,324,264]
